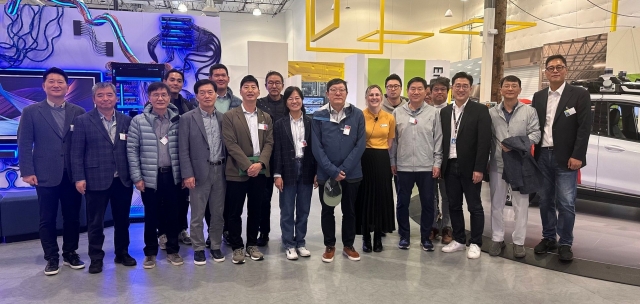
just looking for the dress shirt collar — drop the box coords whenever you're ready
[289,113,304,122]
[241,104,257,115]
[453,99,469,111]
[548,82,566,96]
[199,106,216,117]
[46,99,65,108]
[98,110,116,122]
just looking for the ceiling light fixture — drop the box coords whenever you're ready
[253,7,262,16]
[177,2,188,12]
[445,9,453,17]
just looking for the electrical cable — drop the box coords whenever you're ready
[508,0,635,29]
[585,0,640,19]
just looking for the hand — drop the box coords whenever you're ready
[567,157,582,170]
[501,144,511,152]
[335,171,346,181]
[75,180,86,194]
[433,167,441,179]
[247,163,262,177]
[391,165,397,176]
[275,177,284,192]
[22,175,38,186]
[184,177,196,189]
[135,180,145,192]
[313,175,319,189]
[472,171,483,184]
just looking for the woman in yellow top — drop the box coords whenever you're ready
[355,84,396,253]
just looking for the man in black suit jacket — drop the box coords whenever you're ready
[439,72,491,259]
[17,67,86,275]
[71,82,136,274]
[163,69,195,246]
[531,55,591,262]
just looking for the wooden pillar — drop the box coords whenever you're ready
[491,0,507,103]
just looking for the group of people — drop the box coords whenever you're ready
[17,54,591,277]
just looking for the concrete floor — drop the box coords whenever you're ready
[1,185,640,304]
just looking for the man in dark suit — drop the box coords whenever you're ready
[531,55,591,261]
[222,75,273,264]
[18,67,86,275]
[439,72,491,259]
[179,79,227,265]
[71,82,136,274]
[255,70,286,247]
[163,68,195,247]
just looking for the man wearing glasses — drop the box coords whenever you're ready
[382,74,409,114]
[312,78,366,263]
[531,55,591,261]
[440,72,491,259]
[256,71,286,247]
[127,82,183,269]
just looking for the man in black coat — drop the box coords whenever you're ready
[531,55,591,261]
[71,82,136,274]
[439,72,491,259]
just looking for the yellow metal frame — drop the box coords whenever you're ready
[611,0,618,32]
[306,0,385,54]
[357,30,434,44]
[439,18,536,35]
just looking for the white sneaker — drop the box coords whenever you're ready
[297,247,311,257]
[286,248,299,260]
[159,234,167,250]
[467,244,481,259]
[442,240,466,253]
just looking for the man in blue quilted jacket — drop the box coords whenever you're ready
[127,82,183,269]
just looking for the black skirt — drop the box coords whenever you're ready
[355,148,396,234]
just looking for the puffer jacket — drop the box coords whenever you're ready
[127,103,181,189]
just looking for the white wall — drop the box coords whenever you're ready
[220,12,287,67]
[247,41,289,97]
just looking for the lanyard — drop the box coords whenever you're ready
[452,107,463,138]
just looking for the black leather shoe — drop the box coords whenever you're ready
[114,254,137,267]
[362,236,372,253]
[558,245,574,261]
[373,236,383,252]
[62,251,85,269]
[44,259,60,276]
[534,238,558,254]
[89,259,103,274]
[257,233,269,247]
[206,237,211,248]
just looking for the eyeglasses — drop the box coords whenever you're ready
[546,65,566,72]
[150,93,169,99]
[242,86,258,91]
[432,87,448,93]
[453,84,470,90]
[329,88,346,94]
[267,81,283,86]
[386,84,401,90]
[501,84,520,89]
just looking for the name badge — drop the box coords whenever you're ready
[343,125,351,135]
[564,107,576,117]
[381,124,388,127]
[119,133,127,140]
[160,136,169,145]
[70,124,74,131]
[451,138,457,144]
[409,117,417,125]
[258,123,268,130]
[301,140,307,147]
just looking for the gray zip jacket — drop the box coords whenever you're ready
[390,102,443,172]
[489,101,541,174]
[382,94,408,114]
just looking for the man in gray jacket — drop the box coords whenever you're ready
[488,75,540,258]
[390,77,443,252]
[382,74,409,114]
[179,79,227,265]
[127,82,183,269]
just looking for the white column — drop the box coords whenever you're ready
[344,54,367,109]
[479,8,495,103]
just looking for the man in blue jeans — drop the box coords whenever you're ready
[531,54,591,261]
[390,77,442,252]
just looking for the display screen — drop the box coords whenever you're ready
[303,96,325,115]
[0,70,101,138]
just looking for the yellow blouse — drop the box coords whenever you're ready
[364,108,395,149]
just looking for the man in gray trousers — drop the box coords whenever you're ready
[179,79,227,265]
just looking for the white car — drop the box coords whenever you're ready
[575,79,640,206]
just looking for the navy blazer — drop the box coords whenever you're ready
[440,100,492,178]
[71,108,132,191]
[531,83,592,168]
[17,100,86,187]
[273,114,316,186]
